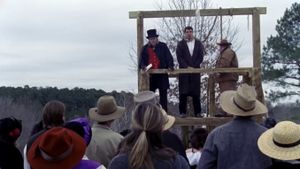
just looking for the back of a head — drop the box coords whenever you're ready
[190,128,208,149]
[27,127,86,169]
[64,117,92,146]
[0,117,22,144]
[128,102,168,169]
[132,102,165,133]
[42,100,65,128]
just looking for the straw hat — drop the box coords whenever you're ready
[161,108,175,130]
[89,95,125,122]
[134,91,175,130]
[258,121,300,160]
[220,83,267,116]
[27,127,86,169]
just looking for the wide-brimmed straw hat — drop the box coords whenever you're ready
[217,39,232,46]
[161,108,175,130]
[134,91,175,130]
[27,127,86,169]
[89,95,125,122]
[258,121,300,160]
[220,83,267,116]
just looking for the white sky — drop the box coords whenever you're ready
[0,0,297,92]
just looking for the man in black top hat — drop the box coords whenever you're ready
[139,29,174,112]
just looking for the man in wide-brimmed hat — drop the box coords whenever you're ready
[139,29,174,113]
[258,121,300,169]
[197,83,272,169]
[86,95,125,167]
[133,91,189,163]
[215,39,239,93]
[27,127,86,169]
[214,39,239,117]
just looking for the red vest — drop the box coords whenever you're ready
[147,47,160,69]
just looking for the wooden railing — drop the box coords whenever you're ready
[139,67,259,117]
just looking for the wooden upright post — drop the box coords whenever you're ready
[207,75,216,116]
[137,13,149,91]
[252,8,265,103]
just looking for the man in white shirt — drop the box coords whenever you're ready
[176,26,205,117]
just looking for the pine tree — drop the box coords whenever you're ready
[262,2,300,101]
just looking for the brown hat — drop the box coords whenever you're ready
[217,39,232,46]
[89,95,125,122]
[134,91,175,130]
[258,121,300,160]
[27,127,86,169]
[220,83,267,116]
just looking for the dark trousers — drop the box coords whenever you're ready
[150,86,168,112]
[179,94,201,116]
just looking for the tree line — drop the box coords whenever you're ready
[0,85,134,150]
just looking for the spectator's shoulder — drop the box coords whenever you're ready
[158,41,168,47]
[174,154,190,169]
[108,153,128,169]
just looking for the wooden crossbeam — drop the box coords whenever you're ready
[129,7,266,19]
[147,67,257,76]
[175,117,233,126]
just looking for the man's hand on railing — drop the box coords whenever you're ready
[168,67,174,71]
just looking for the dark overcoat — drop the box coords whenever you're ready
[139,42,174,90]
[176,39,204,95]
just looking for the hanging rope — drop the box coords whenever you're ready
[220,7,223,41]
[247,15,250,31]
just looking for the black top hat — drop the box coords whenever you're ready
[146,29,159,39]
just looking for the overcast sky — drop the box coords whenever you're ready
[0,0,297,92]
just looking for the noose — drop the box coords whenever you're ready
[220,7,223,41]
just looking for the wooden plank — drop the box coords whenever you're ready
[139,72,149,91]
[147,67,256,75]
[252,9,265,103]
[175,117,233,126]
[129,7,266,19]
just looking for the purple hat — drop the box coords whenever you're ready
[64,117,92,145]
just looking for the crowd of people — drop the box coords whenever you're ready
[1,83,299,169]
[0,27,299,169]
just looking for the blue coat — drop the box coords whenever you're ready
[108,153,189,169]
[197,117,272,169]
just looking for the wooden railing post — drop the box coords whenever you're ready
[207,75,216,117]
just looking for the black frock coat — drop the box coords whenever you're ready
[176,39,204,95]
